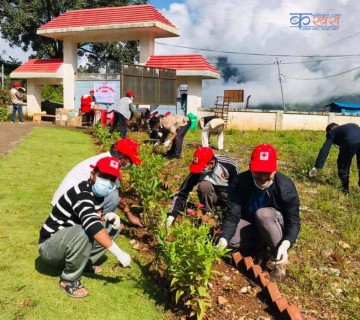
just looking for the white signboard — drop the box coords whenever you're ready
[94,83,116,104]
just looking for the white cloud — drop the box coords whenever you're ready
[156,0,360,107]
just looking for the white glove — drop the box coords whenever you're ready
[166,216,175,228]
[104,212,121,230]
[163,140,171,148]
[216,238,228,249]
[158,132,163,137]
[108,241,131,267]
[276,240,291,265]
[309,167,318,178]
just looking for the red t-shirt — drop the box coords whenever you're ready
[81,95,92,113]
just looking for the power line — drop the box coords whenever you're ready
[155,41,360,58]
[282,65,360,80]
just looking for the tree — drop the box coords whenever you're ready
[0,0,147,70]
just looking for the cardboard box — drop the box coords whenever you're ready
[32,113,42,124]
[55,108,68,126]
[67,116,82,127]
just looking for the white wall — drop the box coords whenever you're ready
[197,109,360,131]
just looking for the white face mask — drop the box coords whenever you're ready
[253,178,273,190]
[251,172,274,190]
[91,177,116,197]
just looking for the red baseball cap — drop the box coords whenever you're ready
[114,138,142,165]
[13,82,21,88]
[189,147,215,173]
[91,156,121,179]
[250,144,277,172]
[163,112,171,117]
[126,90,135,97]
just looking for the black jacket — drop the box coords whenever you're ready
[221,170,300,246]
[169,155,239,218]
[315,123,360,169]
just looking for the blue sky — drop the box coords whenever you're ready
[148,0,184,10]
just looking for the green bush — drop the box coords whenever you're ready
[156,216,229,320]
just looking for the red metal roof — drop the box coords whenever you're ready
[145,55,219,74]
[38,5,176,30]
[12,59,63,73]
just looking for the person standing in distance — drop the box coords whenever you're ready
[109,91,135,137]
[200,115,225,150]
[309,122,360,195]
[10,82,25,124]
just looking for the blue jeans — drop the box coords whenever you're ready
[11,104,23,122]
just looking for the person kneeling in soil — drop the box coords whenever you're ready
[51,138,143,227]
[166,146,239,227]
[39,157,131,298]
[217,144,301,282]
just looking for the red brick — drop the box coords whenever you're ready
[265,282,282,302]
[250,264,262,279]
[274,297,289,313]
[243,256,254,270]
[258,271,271,288]
[284,305,303,320]
[232,252,243,267]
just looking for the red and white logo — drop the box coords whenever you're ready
[193,157,199,164]
[110,160,119,169]
[259,152,269,161]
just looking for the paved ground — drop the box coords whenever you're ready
[0,121,53,158]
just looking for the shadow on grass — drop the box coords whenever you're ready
[34,256,124,284]
[131,258,174,312]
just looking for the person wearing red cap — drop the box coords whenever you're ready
[109,90,135,137]
[80,89,96,126]
[159,113,191,159]
[51,138,143,227]
[39,156,132,298]
[10,82,26,124]
[166,146,239,227]
[217,144,300,282]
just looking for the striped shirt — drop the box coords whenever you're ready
[39,181,105,244]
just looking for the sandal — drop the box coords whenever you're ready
[59,280,89,298]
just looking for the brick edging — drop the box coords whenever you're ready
[232,252,305,320]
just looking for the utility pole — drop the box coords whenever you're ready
[275,58,286,111]
[1,64,4,89]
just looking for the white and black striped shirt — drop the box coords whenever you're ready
[39,181,105,244]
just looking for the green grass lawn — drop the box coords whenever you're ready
[0,127,171,320]
[0,126,359,320]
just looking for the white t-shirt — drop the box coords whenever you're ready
[51,152,111,206]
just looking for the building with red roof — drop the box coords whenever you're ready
[10,4,219,116]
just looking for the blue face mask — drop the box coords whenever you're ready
[92,177,116,197]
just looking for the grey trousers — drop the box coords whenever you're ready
[197,180,227,213]
[38,221,119,282]
[229,207,284,256]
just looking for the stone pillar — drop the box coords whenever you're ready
[275,111,283,131]
[139,33,155,64]
[63,40,77,109]
[186,78,202,115]
[26,80,42,116]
